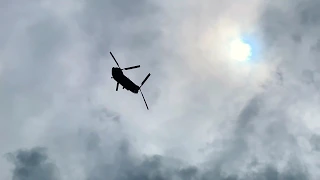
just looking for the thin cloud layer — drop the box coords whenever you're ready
[1,0,320,179]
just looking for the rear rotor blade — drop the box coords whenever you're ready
[110,52,120,68]
[123,65,140,70]
[140,73,151,88]
[140,90,149,110]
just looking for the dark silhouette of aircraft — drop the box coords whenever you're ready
[110,52,151,110]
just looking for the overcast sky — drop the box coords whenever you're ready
[1,0,320,179]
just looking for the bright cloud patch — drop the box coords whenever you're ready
[229,38,252,61]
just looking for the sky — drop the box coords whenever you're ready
[1,0,320,179]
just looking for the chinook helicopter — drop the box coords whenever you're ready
[110,52,151,110]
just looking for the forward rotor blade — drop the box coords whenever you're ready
[116,82,119,91]
[123,65,140,70]
[140,73,151,88]
[140,90,149,110]
[110,52,120,68]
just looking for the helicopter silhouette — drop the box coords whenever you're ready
[110,52,151,110]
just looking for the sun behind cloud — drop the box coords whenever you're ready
[229,38,252,61]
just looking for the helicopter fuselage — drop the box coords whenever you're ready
[112,67,139,94]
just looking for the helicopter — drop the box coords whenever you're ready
[110,52,151,110]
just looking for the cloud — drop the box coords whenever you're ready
[6,147,60,180]
[74,126,310,180]
[2,0,320,179]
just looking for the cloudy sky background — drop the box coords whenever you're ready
[1,0,320,179]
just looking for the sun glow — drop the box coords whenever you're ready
[229,38,252,61]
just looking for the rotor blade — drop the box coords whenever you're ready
[140,90,149,110]
[140,73,151,88]
[123,65,140,70]
[110,52,120,68]
[116,82,119,91]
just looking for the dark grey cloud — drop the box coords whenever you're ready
[82,124,309,180]
[70,92,311,179]
[6,147,60,180]
[259,0,320,81]
[4,93,313,180]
